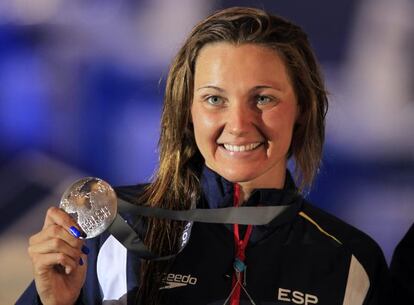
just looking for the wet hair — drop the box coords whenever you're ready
[137,7,328,304]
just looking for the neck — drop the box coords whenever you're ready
[237,170,286,204]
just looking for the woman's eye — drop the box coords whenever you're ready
[206,96,223,105]
[256,95,272,105]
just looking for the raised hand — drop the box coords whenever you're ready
[28,207,88,305]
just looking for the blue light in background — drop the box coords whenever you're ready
[0,27,51,152]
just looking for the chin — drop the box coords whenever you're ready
[219,168,259,184]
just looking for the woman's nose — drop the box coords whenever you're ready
[226,102,255,136]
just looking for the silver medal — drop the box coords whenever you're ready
[60,177,117,239]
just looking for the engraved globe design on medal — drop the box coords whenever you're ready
[60,177,117,239]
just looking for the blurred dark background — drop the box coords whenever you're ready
[1,0,413,303]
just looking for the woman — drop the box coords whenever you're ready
[17,7,390,305]
[391,223,414,305]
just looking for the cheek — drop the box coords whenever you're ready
[194,113,217,131]
[191,112,213,160]
[192,108,221,143]
[262,110,297,143]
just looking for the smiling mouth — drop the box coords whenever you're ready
[222,142,262,152]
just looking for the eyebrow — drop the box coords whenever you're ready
[196,85,225,92]
[196,85,283,93]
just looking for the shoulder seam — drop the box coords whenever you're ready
[299,211,342,245]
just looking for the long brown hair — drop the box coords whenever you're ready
[137,7,328,304]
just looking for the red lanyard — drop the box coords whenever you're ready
[231,183,253,305]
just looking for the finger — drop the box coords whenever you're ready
[30,225,84,249]
[42,207,85,238]
[32,252,78,276]
[28,237,82,261]
[79,253,88,268]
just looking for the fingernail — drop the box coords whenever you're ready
[65,266,72,274]
[69,226,81,238]
[81,245,90,255]
[79,258,84,266]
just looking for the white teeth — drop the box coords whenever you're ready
[223,142,261,152]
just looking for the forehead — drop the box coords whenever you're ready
[194,42,292,90]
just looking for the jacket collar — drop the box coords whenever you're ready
[200,165,299,209]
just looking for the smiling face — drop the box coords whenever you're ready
[191,42,299,191]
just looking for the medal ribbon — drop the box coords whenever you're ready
[231,183,253,305]
[108,195,302,261]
